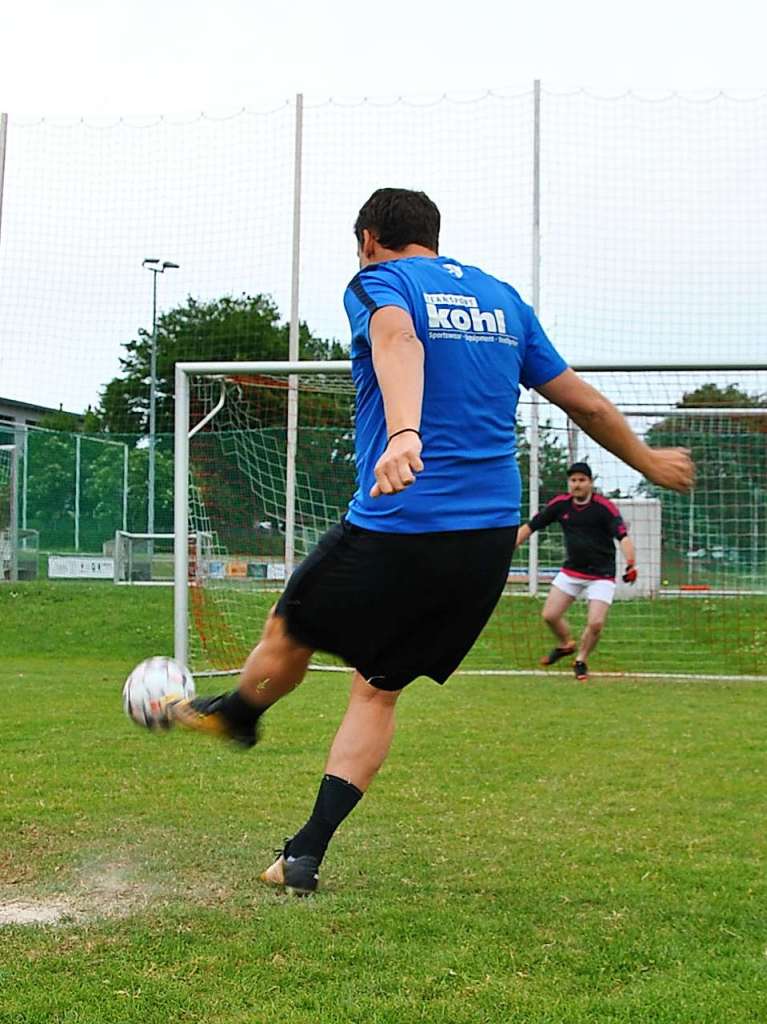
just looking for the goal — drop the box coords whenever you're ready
[174,361,767,680]
[114,530,214,585]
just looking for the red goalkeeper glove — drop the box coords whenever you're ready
[622,564,638,584]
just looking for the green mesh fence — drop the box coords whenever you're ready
[0,424,174,559]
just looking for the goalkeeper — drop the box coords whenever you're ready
[167,188,694,895]
[515,463,638,683]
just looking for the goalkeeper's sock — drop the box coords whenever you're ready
[287,774,363,865]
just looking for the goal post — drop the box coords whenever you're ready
[174,360,767,679]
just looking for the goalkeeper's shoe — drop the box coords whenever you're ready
[574,660,589,682]
[540,642,576,666]
[164,692,260,749]
[259,847,320,897]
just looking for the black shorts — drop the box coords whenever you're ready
[275,518,517,691]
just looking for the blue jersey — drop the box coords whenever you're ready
[343,255,568,532]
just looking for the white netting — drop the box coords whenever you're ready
[184,366,767,678]
[3,90,767,425]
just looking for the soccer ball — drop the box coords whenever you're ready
[123,656,195,730]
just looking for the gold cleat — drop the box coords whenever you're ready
[161,693,259,747]
[259,851,319,895]
[259,854,287,887]
[162,696,231,737]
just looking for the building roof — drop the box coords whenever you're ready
[0,395,81,418]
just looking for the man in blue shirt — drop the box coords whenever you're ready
[169,188,694,895]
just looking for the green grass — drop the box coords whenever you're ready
[1,584,766,1022]
[191,583,767,676]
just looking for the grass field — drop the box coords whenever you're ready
[1,584,766,1023]
[192,581,767,677]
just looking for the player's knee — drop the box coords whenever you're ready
[589,619,605,636]
[542,607,559,625]
[352,673,401,706]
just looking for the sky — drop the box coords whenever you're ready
[1,0,766,116]
[1,0,766,438]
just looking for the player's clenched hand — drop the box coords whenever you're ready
[370,433,424,497]
[643,447,695,494]
[622,564,638,584]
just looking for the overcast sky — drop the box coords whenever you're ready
[1,0,766,437]
[2,0,766,116]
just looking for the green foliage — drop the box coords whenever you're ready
[98,294,346,434]
[517,419,572,511]
[516,419,571,567]
[641,384,767,570]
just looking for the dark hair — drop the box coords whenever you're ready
[567,462,593,479]
[354,188,440,252]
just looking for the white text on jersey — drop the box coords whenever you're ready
[423,292,507,334]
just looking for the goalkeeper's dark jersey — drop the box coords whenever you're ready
[528,493,628,580]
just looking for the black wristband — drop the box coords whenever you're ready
[387,428,422,444]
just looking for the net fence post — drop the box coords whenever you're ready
[285,92,303,580]
[21,425,28,530]
[527,79,542,597]
[122,442,129,532]
[74,434,81,552]
[174,364,190,667]
[9,444,18,582]
[0,113,7,246]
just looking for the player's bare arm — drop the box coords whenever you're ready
[369,305,425,497]
[536,369,695,494]
[619,535,638,583]
[619,535,636,566]
[515,523,532,548]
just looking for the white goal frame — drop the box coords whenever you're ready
[173,359,767,672]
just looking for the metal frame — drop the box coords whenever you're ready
[114,530,175,585]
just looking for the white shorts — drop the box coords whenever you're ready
[552,571,616,605]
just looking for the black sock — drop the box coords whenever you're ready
[287,774,363,864]
[219,690,266,730]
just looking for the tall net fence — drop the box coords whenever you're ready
[0,423,171,562]
[183,368,766,678]
[1,88,766,674]
[2,89,767,425]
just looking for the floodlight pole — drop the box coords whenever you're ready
[143,258,179,539]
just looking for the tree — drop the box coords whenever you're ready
[97,294,346,435]
[641,383,767,570]
[517,418,572,513]
[516,419,571,568]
